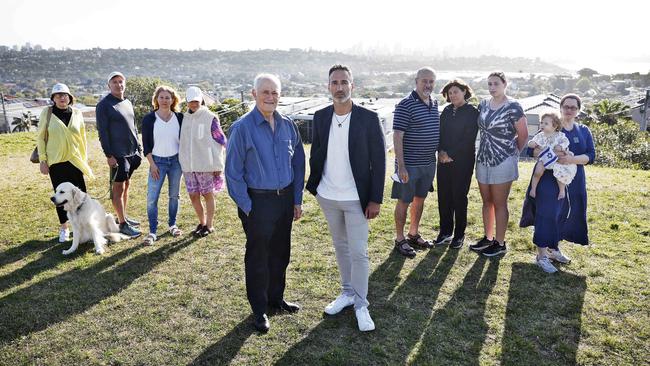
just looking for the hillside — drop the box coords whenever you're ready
[0,47,567,96]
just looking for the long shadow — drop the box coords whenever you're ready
[189,316,255,366]
[501,263,586,365]
[188,250,409,366]
[275,246,459,365]
[0,241,68,292]
[0,236,197,344]
[0,239,55,268]
[410,256,500,365]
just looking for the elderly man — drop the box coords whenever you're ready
[392,67,440,257]
[306,64,385,331]
[225,73,305,333]
[96,71,142,238]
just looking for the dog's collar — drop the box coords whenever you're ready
[76,195,88,213]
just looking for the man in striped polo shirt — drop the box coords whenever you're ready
[392,67,440,257]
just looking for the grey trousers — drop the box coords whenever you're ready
[316,195,370,309]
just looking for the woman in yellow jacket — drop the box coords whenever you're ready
[37,83,94,242]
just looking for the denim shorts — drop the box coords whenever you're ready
[475,155,519,184]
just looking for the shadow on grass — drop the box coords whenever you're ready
[0,239,55,268]
[274,246,459,365]
[189,316,254,366]
[0,236,197,344]
[0,241,68,293]
[409,256,499,365]
[501,263,586,366]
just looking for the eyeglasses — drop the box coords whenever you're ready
[562,105,579,111]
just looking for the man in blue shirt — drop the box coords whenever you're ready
[392,67,440,257]
[96,71,142,238]
[225,73,305,333]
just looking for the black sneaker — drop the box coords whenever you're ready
[450,236,464,249]
[192,224,204,237]
[469,236,493,252]
[482,241,507,257]
[198,226,214,237]
[125,217,140,227]
[434,233,452,246]
[119,222,141,238]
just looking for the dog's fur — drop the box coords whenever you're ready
[51,182,127,255]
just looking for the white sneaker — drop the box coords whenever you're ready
[324,294,355,315]
[547,248,571,264]
[58,228,70,243]
[536,256,558,273]
[355,306,375,332]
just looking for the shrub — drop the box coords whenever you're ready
[208,98,248,136]
[125,77,175,131]
[589,118,650,170]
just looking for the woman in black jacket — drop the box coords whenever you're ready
[436,79,479,248]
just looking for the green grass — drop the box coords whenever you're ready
[0,130,649,365]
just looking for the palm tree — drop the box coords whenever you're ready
[11,111,38,132]
[584,99,630,126]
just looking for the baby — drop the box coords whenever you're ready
[528,112,577,199]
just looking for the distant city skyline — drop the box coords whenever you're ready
[3,0,649,74]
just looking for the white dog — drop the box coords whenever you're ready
[51,182,128,255]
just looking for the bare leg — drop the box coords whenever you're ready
[557,181,566,200]
[112,181,126,223]
[478,182,495,240]
[394,200,409,241]
[407,196,426,237]
[123,179,130,219]
[489,182,513,244]
[204,192,215,229]
[189,193,206,226]
[530,162,545,198]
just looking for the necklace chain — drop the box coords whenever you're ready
[334,112,351,127]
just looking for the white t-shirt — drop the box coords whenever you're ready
[317,112,359,201]
[152,113,180,157]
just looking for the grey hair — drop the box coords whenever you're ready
[253,73,281,92]
[415,67,436,80]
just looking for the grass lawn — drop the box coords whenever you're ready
[0,130,648,365]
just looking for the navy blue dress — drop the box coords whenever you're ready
[524,123,595,248]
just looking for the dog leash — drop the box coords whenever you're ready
[91,165,118,201]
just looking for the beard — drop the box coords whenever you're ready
[333,93,351,103]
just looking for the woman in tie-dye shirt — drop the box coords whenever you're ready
[469,71,528,257]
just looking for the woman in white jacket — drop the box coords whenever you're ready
[179,87,227,237]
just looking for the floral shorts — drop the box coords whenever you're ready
[184,172,224,194]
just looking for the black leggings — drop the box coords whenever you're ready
[49,161,86,224]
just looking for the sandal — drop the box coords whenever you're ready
[407,233,434,250]
[394,239,416,258]
[143,233,156,246]
[169,225,182,237]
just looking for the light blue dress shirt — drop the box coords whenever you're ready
[225,107,305,214]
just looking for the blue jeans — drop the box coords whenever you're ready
[147,154,182,234]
